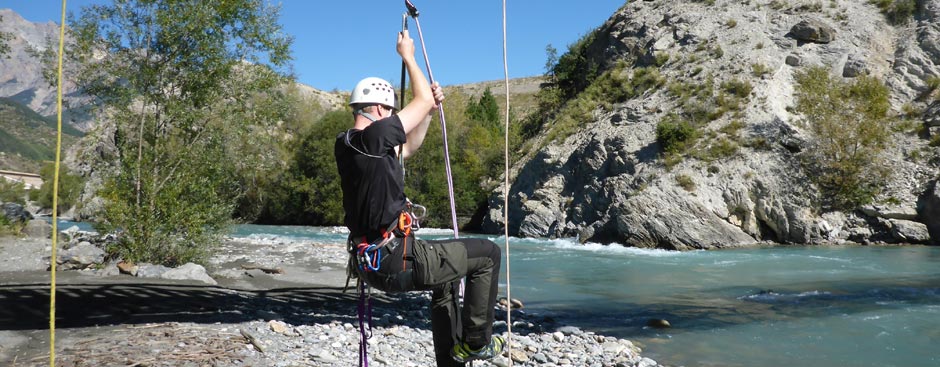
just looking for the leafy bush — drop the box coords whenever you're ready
[657,114,698,154]
[655,52,671,67]
[0,179,27,205]
[545,64,664,144]
[676,175,696,191]
[926,75,940,100]
[552,31,601,101]
[870,0,918,24]
[751,63,771,77]
[794,66,892,209]
[36,163,84,214]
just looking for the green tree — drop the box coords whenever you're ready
[0,179,27,205]
[794,66,891,209]
[544,44,558,82]
[70,0,292,265]
[466,88,500,128]
[36,162,84,214]
[267,109,348,225]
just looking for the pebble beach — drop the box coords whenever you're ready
[0,232,661,367]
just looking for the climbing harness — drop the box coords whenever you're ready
[351,210,415,273]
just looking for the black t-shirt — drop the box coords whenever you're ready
[335,115,407,240]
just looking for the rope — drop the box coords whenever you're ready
[501,0,513,365]
[409,16,460,239]
[50,0,68,365]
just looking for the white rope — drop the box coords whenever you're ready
[502,0,513,365]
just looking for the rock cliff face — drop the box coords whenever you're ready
[482,0,940,248]
[0,9,92,131]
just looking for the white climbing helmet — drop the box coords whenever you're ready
[349,77,397,110]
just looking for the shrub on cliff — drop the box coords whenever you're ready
[794,66,891,209]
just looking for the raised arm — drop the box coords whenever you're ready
[395,30,435,134]
[401,82,444,158]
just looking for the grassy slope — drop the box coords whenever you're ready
[0,98,83,172]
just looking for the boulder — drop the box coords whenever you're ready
[60,225,81,242]
[56,241,106,270]
[918,180,940,244]
[1,203,33,224]
[842,56,868,77]
[23,219,52,238]
[161,263,217,285]
[860,204,919,221]
[888,219,931,244]
[117,261,139,276]
[136,264,171,278]
[785,54,802,67]
[789,19,836,44]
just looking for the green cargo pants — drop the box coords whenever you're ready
[353,236,501,367]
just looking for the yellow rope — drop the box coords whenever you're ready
[502,0,513,365]
[50,0,68,365]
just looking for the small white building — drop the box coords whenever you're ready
[0,170,43,190]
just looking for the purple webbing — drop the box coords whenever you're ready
[358,284,371,367]
[412,17,459,239]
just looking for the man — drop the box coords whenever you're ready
[334,30,505,366]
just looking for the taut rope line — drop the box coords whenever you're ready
[50,0,68,365]
[502,0,514,364]
[405,1,460,239]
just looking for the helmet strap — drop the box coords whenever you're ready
[355,109,380,123]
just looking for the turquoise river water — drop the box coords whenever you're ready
[59,221,940,366]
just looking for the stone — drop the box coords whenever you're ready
[842,56,867,77]
[790,18,836,43]
[925,101,940,127]
[785,54,802,67]
[557,326,582,335]
[117,261,138,276]
[929,126,940,138]
[60,225,81,242]
[917,180,940,244]
[56,241,106,270]
[860,205,919,221]
[161,263,217,285]
[888,219,931,243]
[268,320,291,335]
[602,341,626,355]
[646,319,671,328]
[1,203,32,224]
[136,264,171,278]
[23,219,51,238]
[497,297,524,309]
[509,349,529,363]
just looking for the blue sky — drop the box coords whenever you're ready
[5,1,625,91]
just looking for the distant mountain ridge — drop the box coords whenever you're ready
[0,8,92,131]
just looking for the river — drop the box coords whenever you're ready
[56,220,940,366]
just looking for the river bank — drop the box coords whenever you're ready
[0,234,660,367]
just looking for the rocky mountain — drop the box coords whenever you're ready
[481,0,940,248]
[0,8,92,131]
